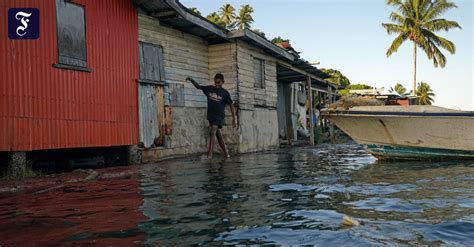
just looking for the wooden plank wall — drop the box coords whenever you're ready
[208,43,238,100]
[138,14,210,108]
[236,40,278,110]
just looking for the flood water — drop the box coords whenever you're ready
[1,143,474,246]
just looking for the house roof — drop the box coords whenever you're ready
[134,0,337,89]
[134,0,228,44]
[227,29,295,61]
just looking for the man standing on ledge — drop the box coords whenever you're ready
[186,73,236,160]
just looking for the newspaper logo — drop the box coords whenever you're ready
[8,8,40,39]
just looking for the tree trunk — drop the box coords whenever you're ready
[412,42,417,96]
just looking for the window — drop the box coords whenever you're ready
[56,0,87,68]
[253,57,265,88]
[139,42,166,84]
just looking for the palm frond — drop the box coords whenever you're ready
[423,0,458,21]
[389,11,405,24]
[425,18,461,31]
[421,29,456,54]
[386,32,409,57]
[416,35,434,60]
[382,23,404,34]
[431,42,447,67]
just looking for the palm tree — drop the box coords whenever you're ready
[416,82,435,105]
[219,4,237,29]
[206,12,225,27]
[236,4,254,30]
[388,83,409,96]
[382,0,461,96]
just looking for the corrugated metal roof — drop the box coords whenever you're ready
[228,29,296,62]
[134,0,228,44]
[277,63,337,90]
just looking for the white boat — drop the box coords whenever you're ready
[323,105,474,160]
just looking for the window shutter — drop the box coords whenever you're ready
[139,42,166,84]
[253,58,265,88]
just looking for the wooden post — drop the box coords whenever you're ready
[307,76,314,145]
[328,86,335,143]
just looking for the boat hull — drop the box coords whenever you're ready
[363,144,474,160]
[325,107,474,160]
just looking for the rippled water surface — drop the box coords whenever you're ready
[1,143,474,246]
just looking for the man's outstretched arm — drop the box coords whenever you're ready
[186,77,201,90]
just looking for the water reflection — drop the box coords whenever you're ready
[0,167,146,246]
[138,144,474,246]
[1,143,473,246]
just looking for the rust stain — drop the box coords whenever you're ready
[378,119,395,144]
[156,85,165,145]
[164,106,173,136]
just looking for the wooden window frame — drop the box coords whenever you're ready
[54,0,91,72]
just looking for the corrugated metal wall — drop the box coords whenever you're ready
[138,84,160,147]
[0,0,139,151]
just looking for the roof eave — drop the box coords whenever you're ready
[134,0,228,41]
[228,29,295,62]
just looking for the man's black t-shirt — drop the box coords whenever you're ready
[201,85,232,125]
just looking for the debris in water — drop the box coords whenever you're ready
[341,215,360,227]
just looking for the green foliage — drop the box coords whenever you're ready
[206,12,226,27]
[337,89,351,96]
[236,4,254,29]
[417,82,435,105]
[271,36,289,43]
[219,4,237,29]
[337,84,372,96]
[346,84,372,90]
[205,4,255,30]
[382,0,461,94]
[382,0,461,67]
[252,29,267,38]
[189,7,201,16]
[389,83,410,96]
[314,126,322,144]
[320,68,350,87]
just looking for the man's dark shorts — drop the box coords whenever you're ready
[208,120,223,129]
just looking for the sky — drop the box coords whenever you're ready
[182,0,473,110]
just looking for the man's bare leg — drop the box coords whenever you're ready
[216,129,230,159]
[208,125,218,159]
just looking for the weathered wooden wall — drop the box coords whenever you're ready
[234,40,280,152]
[138,14,210,108]
[208,43,240,152]
[138,14,210,157]
[236,40,278,110]
[208,43,238,99]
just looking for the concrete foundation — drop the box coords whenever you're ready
[10,152,27,170]
[238,109,279,153]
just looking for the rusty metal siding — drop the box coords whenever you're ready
[138,84,160,147]
[0,0,139,151]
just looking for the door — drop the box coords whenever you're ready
[138,42,166,147]
[139,84,160,147]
